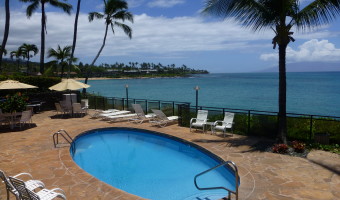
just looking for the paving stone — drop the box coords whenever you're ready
[0,110,339,200]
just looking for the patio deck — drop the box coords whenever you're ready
[0,110,339,200]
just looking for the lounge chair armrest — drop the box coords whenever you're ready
[213,120,223,126]
[190,118,197,124]
[51,188,66,195]
[13,172,33,179]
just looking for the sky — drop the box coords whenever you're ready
[1,0,340,73]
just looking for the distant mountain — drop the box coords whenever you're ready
[259,62,340,72]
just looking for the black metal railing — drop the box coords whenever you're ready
[86,95,340,144]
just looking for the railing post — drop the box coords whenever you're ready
[122,98,125,110]
[173,101,175,116]
[146,100,148,114]
[247,111,251,135]
[158,100,161,110]
[103,97,106,110]
[178,104,182,126]
[310,115,313,141]
[94,96,97,110]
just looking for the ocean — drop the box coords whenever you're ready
[85,72,340,117]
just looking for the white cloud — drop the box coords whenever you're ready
[0,10,338,64]
[260,39,340,62]
[127,0,145,8]
[148,0,185,8]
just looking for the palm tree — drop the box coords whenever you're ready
[0,46,7,56]
[47,45,72,78]
[84,0,133,93]
[68,0,82,78]
[10,49,23,71]
[203,0,340,144]
[19,43,39,74]
[0,0,10,72]
[20,0,72,74]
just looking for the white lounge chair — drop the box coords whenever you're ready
[212,112,235,137]
[0,170,45,200]
[129,104,156,124]
[106,113,138,122]
[88,109,119,119]
[98,110,131,120]
[150,109,178,127]
[190,110,208,132]
[9,176,66,200]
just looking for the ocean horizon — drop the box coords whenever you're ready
[85,71,340,117]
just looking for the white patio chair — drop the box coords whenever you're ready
[0,170,45,200]
[150,109,178,127]
[13,110,33,129]
[9,176,66,200]
[129,104,156,124]
[190,110,208,132]
[72,103,85,117]
[212,112,235,137]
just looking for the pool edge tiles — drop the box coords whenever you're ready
[70,127,238,200]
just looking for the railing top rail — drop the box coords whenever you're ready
[90,95,340,121]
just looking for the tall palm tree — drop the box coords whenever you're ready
[0,46,7,56]
[68,0,82,78]
[20,0,72,74]
[19,43,39,74]
[0,0,10,72]
[84,0,133,93]
[203,0,340,144]
[47,45,72,78]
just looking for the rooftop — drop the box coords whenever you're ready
[0,110,339,200]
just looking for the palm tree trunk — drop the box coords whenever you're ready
[277,43,288,144]
[0,0,10,72]
[83,23,109,94]
[40,3,46,74]
[68,0,81,78]
[26,56,30,75]
[60,59,64,78]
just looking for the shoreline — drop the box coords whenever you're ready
[73,76,188,81]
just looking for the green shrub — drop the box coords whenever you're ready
[0,93,28,113]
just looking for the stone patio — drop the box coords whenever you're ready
[0,110,339,200]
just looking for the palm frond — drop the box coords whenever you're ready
[89,12,104,22]
[295,0,340,30]
[105,0,128,15]
[114,22,132,39]
[49,0,72,15]
[113,10,134,23]
[26,0,39,18]
[204,0,279,31]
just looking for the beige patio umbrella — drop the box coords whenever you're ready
[0,79,38,90]
[49,79,90,91]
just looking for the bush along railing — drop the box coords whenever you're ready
[178,104,340,144]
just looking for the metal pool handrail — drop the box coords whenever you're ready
[194,161,239,200]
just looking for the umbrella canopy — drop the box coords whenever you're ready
[0,79,38,90]
[49,79,90,91]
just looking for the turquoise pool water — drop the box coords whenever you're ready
[71,128,237,200]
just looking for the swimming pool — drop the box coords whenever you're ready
[71,128,237,200]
